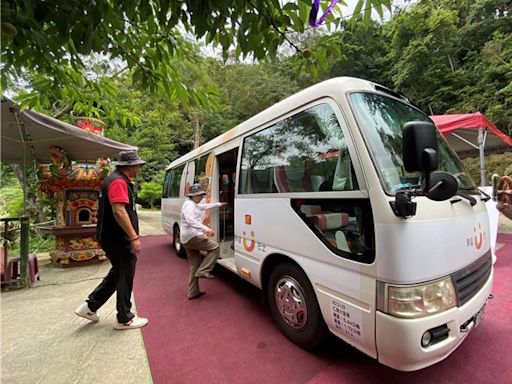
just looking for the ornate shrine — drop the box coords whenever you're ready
[37,118,112,267]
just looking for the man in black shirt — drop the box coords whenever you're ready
[75,151,148,329]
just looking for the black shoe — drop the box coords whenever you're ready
[188,292,206,300]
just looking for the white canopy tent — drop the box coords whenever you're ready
[1,98,137,164]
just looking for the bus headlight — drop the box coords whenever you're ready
[386,277,456,318]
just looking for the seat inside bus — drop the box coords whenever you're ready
[250,169,274,193]
[299,204,350,251]
[274,163,314,192]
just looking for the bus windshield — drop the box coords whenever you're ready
[349,92,476,195]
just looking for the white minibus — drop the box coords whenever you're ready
[161,77,493,371]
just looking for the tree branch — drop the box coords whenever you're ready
[51,62,128,119]
[53,104,72,119]
[247,0,302,53]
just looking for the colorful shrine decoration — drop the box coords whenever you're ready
[74,116,105,135]
[37,138,112,267]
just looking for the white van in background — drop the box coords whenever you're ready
[161,77,493,371]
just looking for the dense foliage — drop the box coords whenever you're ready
[1,0,390,117]
[462,152,512,185]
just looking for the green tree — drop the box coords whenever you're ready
[451,32,512,136]
[385,0,512,137]
[214,63,301,122]
[138,181,162,209]
[173,55,221,149]
[386,2,461,113]
[0,165,23,218]
[100,75,184,181]
[322,19,391,85]
[2,0,391,114]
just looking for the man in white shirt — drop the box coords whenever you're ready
[181,183,226,299]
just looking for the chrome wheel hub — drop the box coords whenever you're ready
[274,276,308,329]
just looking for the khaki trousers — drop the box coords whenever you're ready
[183,236,220,298]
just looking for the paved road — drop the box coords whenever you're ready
[499,214,512,233]
[0,209,165,384]
[138,209,166,236]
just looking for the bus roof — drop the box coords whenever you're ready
[167,76,377,170]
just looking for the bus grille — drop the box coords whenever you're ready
[451,252,492,307]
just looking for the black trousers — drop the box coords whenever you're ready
[86,241,137,324]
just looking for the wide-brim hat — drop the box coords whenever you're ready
[116,151,146,166]
[187,183,207,197]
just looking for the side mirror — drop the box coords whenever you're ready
[403,121,439,172]
[424,172,458,201]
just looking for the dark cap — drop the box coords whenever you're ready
[187,183,207,197]
[116,151,146,167]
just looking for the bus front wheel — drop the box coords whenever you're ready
[173,226,187,258]
[267,262,329,349]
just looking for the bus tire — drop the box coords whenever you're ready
[173,226,187,258]
[267,262,329,349]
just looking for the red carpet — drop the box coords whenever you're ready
[134,234,512,384]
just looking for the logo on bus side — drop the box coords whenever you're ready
[242,231,256,252]
[234,231,267,253]
[466,222,484,250]
[474,223,483,250]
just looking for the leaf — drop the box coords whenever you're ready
[33,30,47,49]
[288,12,305,32]
[162,78,172,97]
[350,0,365,27]
[159,0,170,24]
[124,0,136,21]
[363,1,373,23]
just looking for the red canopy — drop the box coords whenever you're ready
[430,112,511,186]
[430,112,512,155]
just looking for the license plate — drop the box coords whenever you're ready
[474,305,485,328]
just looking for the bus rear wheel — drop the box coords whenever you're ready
[173,226,187,258]
[267,262,329,349]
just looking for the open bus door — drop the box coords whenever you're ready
[214,148,238,271]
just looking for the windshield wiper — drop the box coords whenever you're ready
[456,186,490,203]
[456,191,477,206]
[477,187,491,202]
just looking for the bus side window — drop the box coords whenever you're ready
[251,169,273,193]
[240,128,274,194]
[274,161,313,193]
[168,164,185,197]
[240,167,251,193]
[163,170,172,198]
[293,199,375,263]
[240,103,358,195]
[332,152,358,191]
